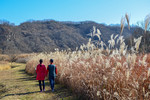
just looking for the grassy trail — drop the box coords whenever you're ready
[0,63,76,100]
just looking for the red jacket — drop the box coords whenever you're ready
[36,64,47,80]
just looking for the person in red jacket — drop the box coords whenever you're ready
[36,59,47,92]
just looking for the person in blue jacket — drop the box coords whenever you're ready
[46,59,57,92]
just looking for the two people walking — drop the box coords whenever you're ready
[36,59,57,92]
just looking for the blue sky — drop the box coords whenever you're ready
[0,0,150,25]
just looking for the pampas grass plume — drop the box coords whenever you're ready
[125,13,130,30]
[144,14,150,33]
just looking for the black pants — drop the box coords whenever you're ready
[39,80,45,91]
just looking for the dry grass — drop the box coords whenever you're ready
[26,52,150,100]
[26,39,150,100]
[0,54,10,61]
[120,17,125,36]
[144,14,150,33]
[120,13,131,36]
[25,14,150,100]
[16,53,37,59]
[15,53,37,63]
[125,13,130,30]
[0,61,11,71]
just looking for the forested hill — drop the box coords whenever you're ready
[0,20,145,54]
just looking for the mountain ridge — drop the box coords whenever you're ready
[0,20,143,54]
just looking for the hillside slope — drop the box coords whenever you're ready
[0,20,140,54]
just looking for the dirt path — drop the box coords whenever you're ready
[0,63,76,100]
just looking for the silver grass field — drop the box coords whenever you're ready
[26,14,150,100]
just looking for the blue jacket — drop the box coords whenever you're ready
[47,64,56,78]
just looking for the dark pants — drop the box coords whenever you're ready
[39,80,45,91]
[49,77,55,91]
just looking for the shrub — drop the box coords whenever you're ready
[0,54,10,61]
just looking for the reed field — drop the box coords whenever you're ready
[26,14,150,100]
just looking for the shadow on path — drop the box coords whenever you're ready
[52,85,74,99]
[11,65,21,68]
[18,69,36,81]
[0,91,39,99]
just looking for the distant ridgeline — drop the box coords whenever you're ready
[0,20,149,54]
